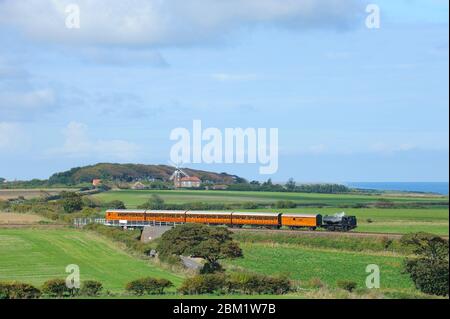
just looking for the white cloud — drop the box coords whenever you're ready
[48,122,140,160]
[0,122,29,151]
[0,89,56,120]
[0,0,364,46]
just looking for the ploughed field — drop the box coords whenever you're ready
[0,228,183,292]
[93,190,449,235]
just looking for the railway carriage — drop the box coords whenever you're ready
[186,211,232,225]
[231,212,281,228]
[106,209,146,222]
[146,210,186,223]
[281,214,322,230]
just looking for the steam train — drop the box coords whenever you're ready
[105,210,357,232]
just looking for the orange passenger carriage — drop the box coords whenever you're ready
[186,211,232,225]
[231,212,281,228]
[106,209,146,222]
[281,214,322,230]
[145,210,186,223]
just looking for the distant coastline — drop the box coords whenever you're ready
[347,182,449,195]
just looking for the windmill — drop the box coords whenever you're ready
[169,162,190,188]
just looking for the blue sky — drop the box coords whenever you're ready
[0,0,448,182]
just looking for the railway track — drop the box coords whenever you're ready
[230,227,449,240]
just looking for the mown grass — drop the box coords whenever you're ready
[225,243,415,291]
[0,228,184,292]
[233,231,408,254]
[93,190,448,207]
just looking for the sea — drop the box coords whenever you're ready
[346,182,449,195]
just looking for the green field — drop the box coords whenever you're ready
[93,190,449,235]
[226,243,414,291]
[94,190,448,207]
[0,228,183,292]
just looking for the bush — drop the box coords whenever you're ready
[336,280,357,292]
[80,280,103,296]
[0,200,10,210]
[107,200,126,209]
[305,277,325,289]
[227,273,291,295]
[401,233,449,296]
[125,278,173,295]
[42,279,78,297]
[178,273,291,295]
[274,200,297,209]
[60,192,83,213]
[178,274,226,295]
[0,282,41,299]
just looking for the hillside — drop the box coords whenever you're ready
[48,163,244,185]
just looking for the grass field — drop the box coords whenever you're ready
[0,212,51,224]
[93,190,448,207]
[0,189,75,200]
[92,190,449,235]
[226,243,414,291]
[0,228,183,292]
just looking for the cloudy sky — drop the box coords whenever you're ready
[0,0,448,182]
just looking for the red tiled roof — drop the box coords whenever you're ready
[180,176,201,182]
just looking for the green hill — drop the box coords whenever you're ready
[48,163,244,185]
[0,228,183,292]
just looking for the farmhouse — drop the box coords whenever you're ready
[131,182,146,190]
[177,176,201,188]
[92,179,102,187]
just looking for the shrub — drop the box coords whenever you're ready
[306,277,325,289]
[107,200,126,209]
[178,273,291,295]
[274,200,297,209]
[125,278,173,295]
[241,202,259,209]
[80,280,103,296]
[178,274,226,295]
[227,273,291,295]
[401,233,449,296]
[337,280,357,292]
[60,192,83,213]
[381,237,393,250]
[42,279,77,297]
[0,200,10,210]
[0,282,41,299]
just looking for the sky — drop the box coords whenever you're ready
[0,0,448,183]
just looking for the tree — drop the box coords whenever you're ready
[138,194,165,209]
[107,200,126,209]
[285,178,296,192]
[157,224,242,273]
[125,278,173,295]
[60,191,83,213]
[401,232,449,296]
